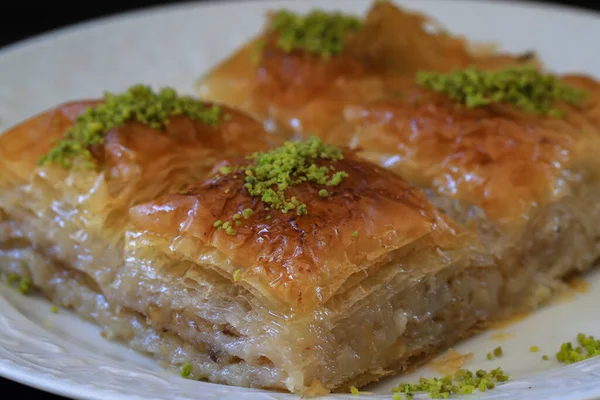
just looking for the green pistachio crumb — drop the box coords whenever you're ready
[486,352,493,360]
[225,225,237,236]
[556,333,600,364]
[241,137,348,215]
[7,272,19,285]
[38,85,224,169]
[51,305,59,314]
[318,189,329,197]
[180,362,192,378]
[296,204,308,216]
[392,368,508,398]
[269,9,362,59]
[219,166,232,175]
[232,214,241,220]
[493,346,503,357]
[18,278,32,295]
[327,171,349,186]
[416,66,586,117]
[266,215,272,220]
[233,269,241,282]
[241,208,254,219]
[350,386,359,395]
[352,230,358,238]
[530,346,540,353]
[235,220,242,226]
[542,355,549,360]
[213,220,223,228]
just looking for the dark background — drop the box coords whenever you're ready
[0,0,598,398]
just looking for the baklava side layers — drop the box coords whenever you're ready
[118,139,504,392]
[0,87,281,386]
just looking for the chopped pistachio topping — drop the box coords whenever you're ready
[215,209,256,237]
[417,66,586,117]
[38,85,224,169]
[243,137,348,214]
[7,272,19,286]
[486,352,493,360]
[530,346,539,353]
[269,9,362,59]
[50,305,59,314]
[17,277,32,295]
[351,230,358,238]
[5,273,32,295]
[493,346,503,357]
[350,386,359,395]
[556,333,600,364]
[219,166,232,175]
[220,221,237,236]
[392,368,508,398]
[180,362,192,378]
[211,138,348,230]
[296,204,308,216]
[542,355,549,361]
[233,269,242,282]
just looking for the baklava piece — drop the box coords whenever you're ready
[196,1,538,135]
[0,85,271,371]
[118,137,503,392]
[296,66,600,310]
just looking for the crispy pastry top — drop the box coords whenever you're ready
[0,98,271,205]
[129,148,468,311]
[295,77,600,230]
[197,1,537,131]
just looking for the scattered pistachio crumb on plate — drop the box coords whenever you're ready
[556,333,600,364]
[180,362,192,378]
[392,368,509,398]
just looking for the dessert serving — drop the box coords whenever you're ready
[288,67,600,313]
[197,0,540,136]
[2,0,600,397]
[0,85,274,384]
[0,91,506,392]
[119,137,503,392]
[197,2,600,315]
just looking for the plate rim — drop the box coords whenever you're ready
[1,0,600,60]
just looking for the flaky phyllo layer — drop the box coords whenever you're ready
[197,2,600,328]
[196,1,540,136]
[0,88,504,393]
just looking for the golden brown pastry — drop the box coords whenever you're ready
[292,68,600,310]
[118,137,503,392]
[196,1,600,311]
[196,1,538,135]
[0,85,273,381]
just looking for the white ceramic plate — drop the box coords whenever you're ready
[1,1,600,399]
